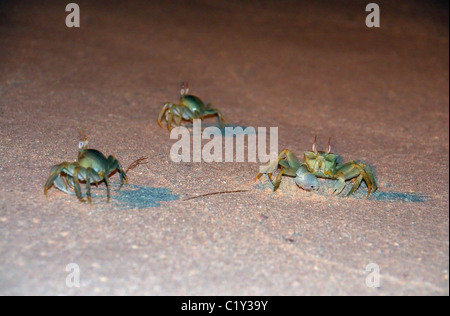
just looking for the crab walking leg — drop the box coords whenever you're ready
[161,104,195,130]
[255,149,301,180]
[53,175,72,194]
[77,168,102,203]
[363,164,378,193]
[72,165,86,202]
[181,105,195,124]
[166,111,174,131]
[276,150,301,173]
[66,175,76,189]
[272,167,298,191]
[204,107,225,127]
[273,152,304,190]
[173,104,195,124]
[80,167,101,204]
[331,162,362,195]
[255,149,307,191]
[330,172,347,196]
[103,173,111,202]
[84,167,93,204]
[347,174,363,197]
[333,161,377,198]
[355,163,378,198]
[117,165,128,189]
[44,162,71,194]
[106,155,128,190]
[173,112,183,126]
[158,103,170,128]
[255,153,280,181]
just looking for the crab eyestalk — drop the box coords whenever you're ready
[180,82,189,96]
[312,136,318,154]
[78,130,88,151]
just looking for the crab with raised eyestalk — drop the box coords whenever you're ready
[44,133,128,203]
[255,137,378,198]
[158,82,225,131]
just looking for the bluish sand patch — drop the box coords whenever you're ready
[111,184,179,209]
[88,183,179,209]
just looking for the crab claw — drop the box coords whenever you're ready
[295,165,319,191]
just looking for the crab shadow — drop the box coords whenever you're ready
[358,190,429,202]
[91,183,179,209]
[254,179,430,203]
[331,181,430,202]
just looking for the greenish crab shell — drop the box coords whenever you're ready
[294,151,340,191]
[77,149,110,177]
[303,151,339,179]
[179,95,207,119]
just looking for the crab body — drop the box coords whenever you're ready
[44,137,127,203]
[179,95,207,117]
[158,83,224,131]
[256,138,378,198]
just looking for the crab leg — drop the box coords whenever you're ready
[71,165,86,202]
[44,162,71,195]
[363,164,378,193]
[204,107,225,128]
[173,112,182,126]
[256,149,301,175]
[256,149,305,191]
[347,175,363,196]
[271,166,298,191]
[334,161,378,198]
[166,111,174,131]
[84,167,93,204]
[53,175,72,194]
[157,103,170,128]
[330,173,347,196]
[106,155,128,190]
[103,174,111,203]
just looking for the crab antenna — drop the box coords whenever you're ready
[327,137,332,153]
[312,136,318,153]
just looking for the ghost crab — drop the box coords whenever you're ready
[44,133,128,203]
[255,137,378,198]
[158,82,225,131]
